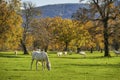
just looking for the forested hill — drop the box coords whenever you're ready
[36,3,88,19]
[24,1,120,19]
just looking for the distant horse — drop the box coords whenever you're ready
[79,51,86,58]
[57,52,63,56]
[114,50,120,56]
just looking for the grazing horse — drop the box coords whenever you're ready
[79,51,86,58]
[114,50,120,56]
[31,51,51,71]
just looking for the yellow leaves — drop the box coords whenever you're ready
[0,2,23,50]
[96,27,103,31]
[72,20,99,48]
[108,3,115,8]
[95,34,104,48]
[54,18,76,42]
[108,19,117,25]
[25,34,34,47]
[85,21,94,29]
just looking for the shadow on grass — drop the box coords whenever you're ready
[0,54,20,58]
[12,69,31,71]
[4,68,31,71]
[53,56,106,59]
[0,53,30,58]
[64,63,120,68]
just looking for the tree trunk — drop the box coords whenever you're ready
[100,49,103,53]
[44,45,48,52]
[90,47,93,53]
[64,42,69,51]
[103,20,110,57]
[77,47,81,53]
[20,40,29,54]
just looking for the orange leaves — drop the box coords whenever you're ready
[25,34,34,47]
[0,1,23,50]
[108,3,114,8]
[85,21,94,29]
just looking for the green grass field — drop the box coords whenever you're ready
[0,51,120,80]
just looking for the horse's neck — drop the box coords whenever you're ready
[46,57,49,63]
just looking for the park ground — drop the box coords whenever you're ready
[0,51,120,80]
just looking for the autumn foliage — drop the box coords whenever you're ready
[0,1,23,50]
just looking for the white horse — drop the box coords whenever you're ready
[57,51,67,56]
[57,52,63,56]
[64,51,67,55]
[79,51,86,57]
[114,50,120,56]
[31,51,51,71]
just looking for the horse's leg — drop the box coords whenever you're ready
[42,61,45,71]
[36,60,38,70]
[31,59,34,70]
[43,62,45,70]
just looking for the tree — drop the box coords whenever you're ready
[52,17,76,51]
[71,20,96,53]
[72,6,97,53]
[77,0,119,57]
[31,17,52,52]
[21,1,40,54]
[8,0,21,13]
[0,0,23,50]
[108,17,120,51]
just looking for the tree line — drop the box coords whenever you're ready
[0,0,120,57]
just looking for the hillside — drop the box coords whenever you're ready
[36,3,88,19]
[23,1,120,19]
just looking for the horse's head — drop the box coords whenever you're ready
[46,61,51,71]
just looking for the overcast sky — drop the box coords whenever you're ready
[21,0,80,7]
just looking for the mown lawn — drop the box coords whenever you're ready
[0,51,120,80]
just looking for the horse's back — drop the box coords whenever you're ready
[32,51,48,61]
